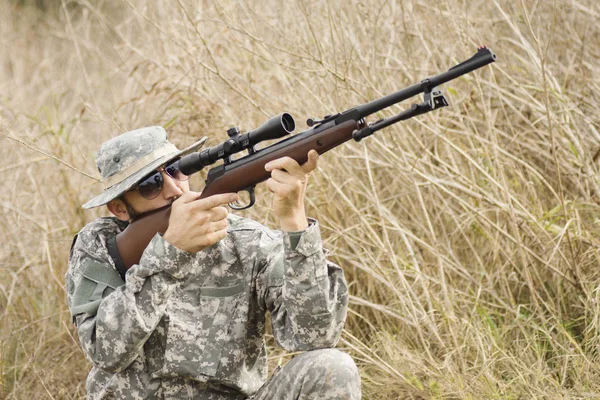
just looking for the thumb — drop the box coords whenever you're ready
[301,149,319,173]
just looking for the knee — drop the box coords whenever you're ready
[302,349,360,386]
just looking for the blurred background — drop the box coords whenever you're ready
[1,0,600,398]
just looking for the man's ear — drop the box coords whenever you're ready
[107,199,130,221]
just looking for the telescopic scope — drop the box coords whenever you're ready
[179,113,295,175]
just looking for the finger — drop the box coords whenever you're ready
[207,206,229,222]
[270,169,305,185]
[300,150,319,174]
[211,218,229,232]
[266,177,298,196]
[194,207,228,224]
[265,156,305,179]
[193,193,238,211]
[206,228,228,244]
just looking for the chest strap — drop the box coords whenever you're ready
[107,235,128,281]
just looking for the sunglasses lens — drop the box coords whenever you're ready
[165,159,189,181]
[137,172,163,199]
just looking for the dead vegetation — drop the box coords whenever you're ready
[1,0,600,398]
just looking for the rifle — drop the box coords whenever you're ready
[111,46,496,271]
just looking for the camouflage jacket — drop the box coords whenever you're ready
[65,214,348,399]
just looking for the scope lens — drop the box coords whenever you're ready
[281,113,295,133]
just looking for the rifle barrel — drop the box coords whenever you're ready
[356,47,496,118]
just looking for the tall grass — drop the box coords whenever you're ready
[1,0,600,398]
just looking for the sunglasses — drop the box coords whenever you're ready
[130,158,189,200]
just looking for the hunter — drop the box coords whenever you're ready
[65,126,360,399]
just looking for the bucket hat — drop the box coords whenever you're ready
[82,126,207,209]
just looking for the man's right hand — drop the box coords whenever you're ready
[163,191,238,253]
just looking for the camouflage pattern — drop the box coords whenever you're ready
[82,127,206,209]
[66,214,360,399]
[252,349,360,400]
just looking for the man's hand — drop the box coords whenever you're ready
[265,150,319,232]
[163,191,238,253]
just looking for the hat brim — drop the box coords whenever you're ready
[82,137,208,209]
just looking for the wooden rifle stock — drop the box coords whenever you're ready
[114,206,171,270]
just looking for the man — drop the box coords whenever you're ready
[66,126,360,399]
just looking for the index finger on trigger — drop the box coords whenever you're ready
[194,193,238,211]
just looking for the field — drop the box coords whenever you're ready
[1,0,600,398]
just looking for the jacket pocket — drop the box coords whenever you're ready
[70,260,125,318]
[157,280,245,379]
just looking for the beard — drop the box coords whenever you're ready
[124,201,143,221]
[119,196,142,221]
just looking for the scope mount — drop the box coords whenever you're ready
[306,113,340,127]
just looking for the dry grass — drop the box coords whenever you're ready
[1,0,600,398]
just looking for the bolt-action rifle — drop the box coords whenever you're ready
[107,46,497,274]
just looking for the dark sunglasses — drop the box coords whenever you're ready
[130,158,189,200]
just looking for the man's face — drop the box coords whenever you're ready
[108,160,191,221]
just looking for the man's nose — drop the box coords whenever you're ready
[161,172,184,198]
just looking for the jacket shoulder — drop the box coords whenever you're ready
[72,217,127,257]
[66,217,126,303]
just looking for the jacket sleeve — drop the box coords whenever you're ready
[66,229,197,373]
[256,218,349,351]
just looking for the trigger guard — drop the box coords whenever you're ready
[229,187,256,210]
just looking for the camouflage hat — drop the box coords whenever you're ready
[82,126,207,209]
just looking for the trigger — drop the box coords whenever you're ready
[229,186,256,210]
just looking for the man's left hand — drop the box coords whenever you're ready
[265,150,319,232]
